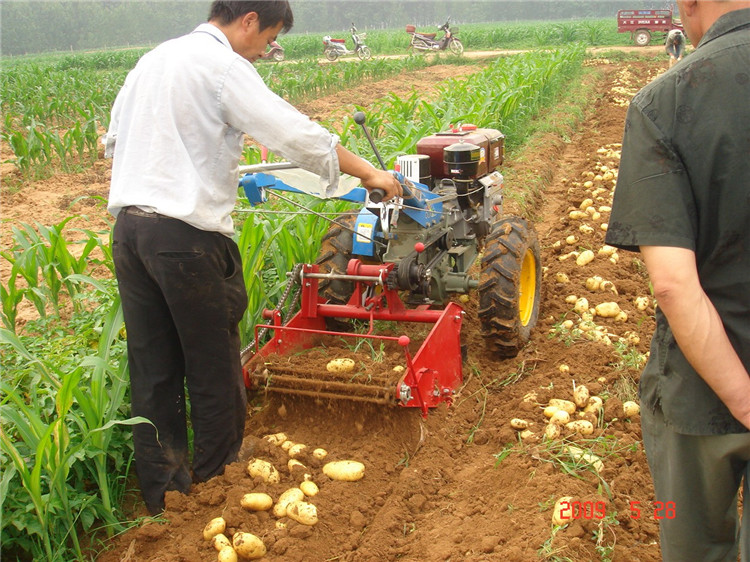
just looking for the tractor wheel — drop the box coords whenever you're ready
[478,216,541,358]
[315,213,357,304]
[324,48,339,61]
[449,39,464,55]
[357,46,372,60]
[634,29,651,46]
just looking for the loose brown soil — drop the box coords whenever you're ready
[2,52,672,561]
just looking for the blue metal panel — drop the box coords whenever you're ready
[351,209,379,257]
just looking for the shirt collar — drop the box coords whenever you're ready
[697,7,750,48]
[191,23,232,50]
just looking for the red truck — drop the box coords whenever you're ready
[617,8,684,46]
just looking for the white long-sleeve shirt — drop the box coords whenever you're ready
[106,23,341,236]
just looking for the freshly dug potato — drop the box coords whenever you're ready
[287,501,319,526]
[280,440,295,452]
[323,460,366,482]
[548,399,576,415]
[232,532,266,560]
[520,429,535,440]
[584,396,603,415]
[300,480,319,497]
[544,423,561,440]
[559,364,571,375]
[273,487,305,517]
[543,405,560,419]
[312,448,328,460]
[573,385,590,409]
[566,445,604,472]
[573,297,589,314]
[555,272,570,284]
[623,401,641,417]
[263,432,287,446]
[576,250,595,266]
[288,459,306,472]
[595,302,621,318]
[634,296,650,311]
[288,443,307,458]
[586,276,603,291]
[211,534,232,552]
[565,420,594,435]
[326,358,356,373]
[218,546,238,562]
[551,496,574,526]
[240,492,273,512]
[510,418,530,430]
[247,458,280,484]
[203,517,226,541]
[550,410,571,425]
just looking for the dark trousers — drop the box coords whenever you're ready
[112,208,248,514]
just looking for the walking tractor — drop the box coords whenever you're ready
[238,113,541,417]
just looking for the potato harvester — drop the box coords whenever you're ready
[238,113,541,417]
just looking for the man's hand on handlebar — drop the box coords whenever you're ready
[361,169,403,202]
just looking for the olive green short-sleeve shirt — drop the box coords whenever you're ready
[606,9,750,435]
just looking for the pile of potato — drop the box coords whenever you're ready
[201,432,366,560]
[510,383,640,448]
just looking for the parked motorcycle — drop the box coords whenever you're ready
[406,17,464,55]
[260,41,285,62]
[322,23,372,61]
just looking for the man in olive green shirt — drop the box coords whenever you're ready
[606,2,750,560]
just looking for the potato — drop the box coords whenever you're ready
[576,250,595,266]
[579,198,594,209]
[548,399,576,415]
[565,235,577,245]
[273,487,305,517]
[203,517,226,541]
[218,546,238,562]
[392,365,405,374]
[561,320,574,330]
[510,418,530,430]
[275,521,287,529]
[323,460,366,482]
[595,302,621,318]
[519,429,535,440]
[585,276,603,291]
[623,401,640,417]
[551,496,574,526]
[240,492,273,512]
[543,405,560,419]
[569,210,588,220]
[288,443,307,458]
[573,385,590,408]
[584,396,603,414]
[247,458,280,484]
[573,297,589,314]
[550,410,571,425]
[522,391,538,403]
[288,458,306,472]
[300,480,319,497]
[232,532,266,560]
[211,533,232,552]
[555,272,570,284]
[263,432,287,446]
[326,358,356,373]
[598,244,617,256]
[565,420,594,435]
[566,445,604,472]
[579,224,595,235]
[600,280,618,294]
[565,294,579,305]
[544,423,561,440]
[559,364,570,375]
[312,448,328,460]
[287,501,319,526]
[634,296,650,311]
[280,440,295,452]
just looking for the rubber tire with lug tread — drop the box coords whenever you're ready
[478,216,541,358]
[357,46,372,60]
[449,39,464,55]
[324,48,339,61]
[315,213,358,304]
[634,29,651,46]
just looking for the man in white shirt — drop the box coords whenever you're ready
[106,0,401,514]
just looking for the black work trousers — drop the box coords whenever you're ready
[112,208,248,514]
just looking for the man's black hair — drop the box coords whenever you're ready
[209,1,293,32]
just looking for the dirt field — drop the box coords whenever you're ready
[3,52,671,561]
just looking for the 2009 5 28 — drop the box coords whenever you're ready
[557,500,677,520]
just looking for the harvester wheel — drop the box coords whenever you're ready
[478,216,541,358]
[315,213,357,304]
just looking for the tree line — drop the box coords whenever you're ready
[1,0,671,56]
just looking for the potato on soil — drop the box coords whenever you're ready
[247,458,280,484]
[326,358,356,373]
[510,418,530,430]
[312,448,328,460]
[300,480,319,497]
[240,492,273,512]
[323,460,366,482]
[263,432,287,446]
[565,420,594,435]
[203,517,226,541]
[573,385,590,408]
[595,302,621,318]
[286,501,319,526]
[544,423,561,440]
[623,401,641,417]
[287,443,307,458]
[232,532,266,560]
[551,496,574,526]
[273,487,305,517]
[548,399,576,415]
[550,410,571,425]
[211,533,232,551]
[218,546,238,562]
[566,445,604,472]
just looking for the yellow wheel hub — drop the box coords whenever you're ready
[518,248,537,326]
